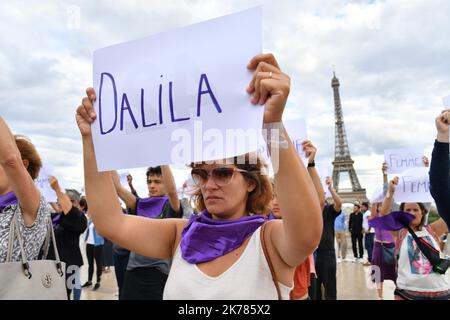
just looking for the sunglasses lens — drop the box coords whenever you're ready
[212,167,234,186]
[191,169,208,186]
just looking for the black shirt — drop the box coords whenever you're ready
[349,211,363,235]
[317,204,341,252]
[47,206,87,267]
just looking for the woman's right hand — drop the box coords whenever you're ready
[388,176,399,194]
[381,162,388,175]
[76,88,97,137]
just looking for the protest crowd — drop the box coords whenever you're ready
[0,10,450,302]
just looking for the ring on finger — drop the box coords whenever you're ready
[269,71,273,79]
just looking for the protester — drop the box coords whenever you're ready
[75,53,323,299]
[372,174,450,300]
[110,166,182,300]
[314,177,342,300]
[0,118,50,265]
[334,210,348,262]
[349,203,364,262]
[48,177,87,300]
[112,209,131,300]
[82,202,104,291]
[362,202,374,266]
[368,163,397,300]
[289,140,322,300]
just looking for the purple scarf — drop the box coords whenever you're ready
[0,192,18,212]
[267,211,278,220]
[180,210,266,264]
[136,196,169,219]
[52,213,62,227]
[369,211,416,231]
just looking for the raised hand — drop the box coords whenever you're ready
[48,175,60,191]
[301,140,317,164]
[76,88,97,137]
[382,162,388,175]
[388,176,399,194]
[435,109,450,143]
[247,53,290,123]
[325,176,332,189]
[422,156,429,167]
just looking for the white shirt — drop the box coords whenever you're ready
[163,225,292,300]
[397,228,450,292]
[362,211,375,233]
[86,222,95,245]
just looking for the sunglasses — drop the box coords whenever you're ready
[191,167,249,187]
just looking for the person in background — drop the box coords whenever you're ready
[334,209,347,263]
[374,176,449,300]
[111,166,182,300]
[314,177,342,300]
[48,177,87,300]
[82,200,104,291]
[368,163,396,300]
[349,203,364,262]
[0,120,50,265]
[362,202,375,266]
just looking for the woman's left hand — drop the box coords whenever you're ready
[247,53,290,123]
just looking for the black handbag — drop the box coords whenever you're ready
[381,243,396,266]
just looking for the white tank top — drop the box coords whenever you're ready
[397,228,450,292]
[163,226,292,300]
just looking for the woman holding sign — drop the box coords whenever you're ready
[0,119,50,264]
[76,53,323,299]
[372,177,450,300]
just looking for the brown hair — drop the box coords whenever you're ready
[189,153,272,216]
[14,135,42,180]
[400,202,428,229]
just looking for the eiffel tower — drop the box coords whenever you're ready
[331,71,367,204]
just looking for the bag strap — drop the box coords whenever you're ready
[260,223,282,300]
[407,226,441,266]
[6,211,18,263]
[6,211,64,278]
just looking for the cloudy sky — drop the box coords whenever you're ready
[1,0,449,201]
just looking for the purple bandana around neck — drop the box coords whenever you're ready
[180,210,266,264]
[368,211,416,231]
[0,192,18,213]
[267,211,278,220]
[136,196,169,219]
[52,213,62,227]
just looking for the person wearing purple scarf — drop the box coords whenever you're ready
[46,176,87,300]
[110,166,182,300]
[76,53,323,300]
[373,174,449,300]
[0,118,51,265]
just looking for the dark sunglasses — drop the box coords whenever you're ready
[191,167,249,187]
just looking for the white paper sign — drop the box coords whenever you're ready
[118,171,130,187]
[92,7,262,171]
[384,147,424,174]
[370,185,385,204]
[317,165,332,198]
[443,95,450,108]
[393,167,433,203]
[285,119,309,162]
[35,166,58,203]
[257,118,309,174]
